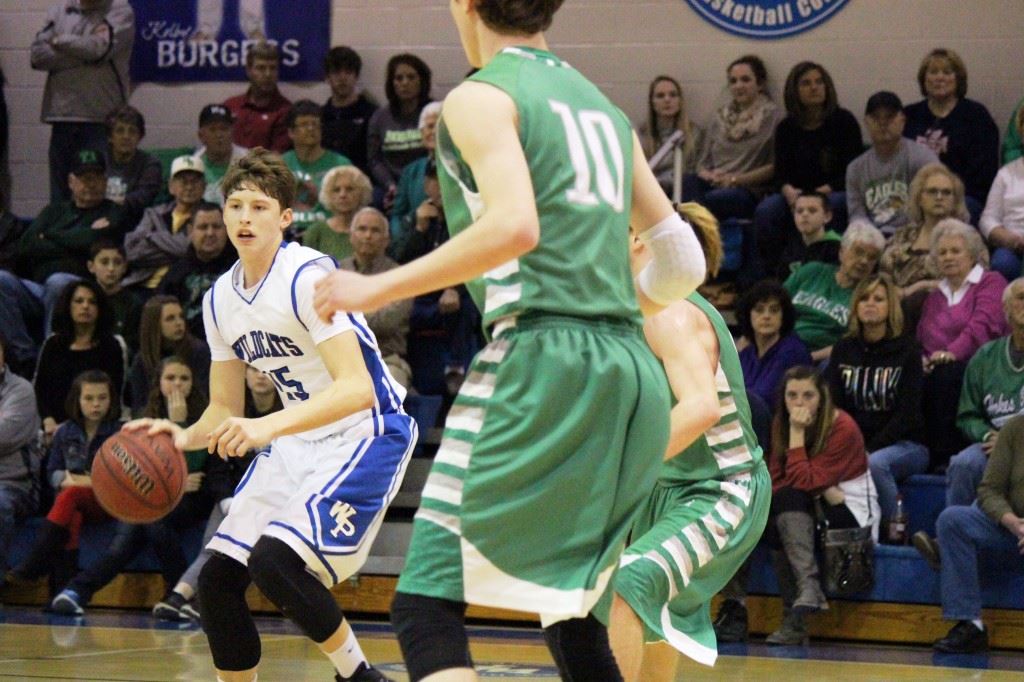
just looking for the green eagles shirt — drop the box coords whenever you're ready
[436,46,640,329]
[661,294,763,484]
[283,149,352,231]
[784,261,852,352]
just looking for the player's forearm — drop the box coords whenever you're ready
[373,210,538,304]
[260,379,374,440]
[663,396,720,461]
[182,403,236,450]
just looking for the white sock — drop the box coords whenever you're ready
[972,619,985,630]
[326,628,367,678]
[174,582,195,600]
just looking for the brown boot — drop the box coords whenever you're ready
[775,512,828,614]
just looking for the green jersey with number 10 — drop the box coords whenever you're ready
[435,46,639,330]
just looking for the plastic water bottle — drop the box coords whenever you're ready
[888,494,908,544]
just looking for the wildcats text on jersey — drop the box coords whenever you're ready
[231,330,303,364]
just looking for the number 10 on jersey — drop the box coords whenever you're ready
[549,100,625,213]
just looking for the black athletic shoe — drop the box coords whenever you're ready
[335,663,395,682]
[713,598,748,643]
[153,592,191,622]
[933,621,988,653]
[179,600,201,624]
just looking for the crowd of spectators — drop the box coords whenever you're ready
[2,0,1023,655]
[0,4,479,625]
[642,48,1024,654]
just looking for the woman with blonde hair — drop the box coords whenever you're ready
[881,162,971,330]
[827,274,927,533]
[301,164,373,261]
[903,48,999,219]
[637,76,704,201]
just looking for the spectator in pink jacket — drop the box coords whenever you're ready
[917,218,1008,467]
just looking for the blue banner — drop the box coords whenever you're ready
[683,0,850,39]
[129,0,330,82]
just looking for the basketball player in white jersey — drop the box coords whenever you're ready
[132,148,414,682]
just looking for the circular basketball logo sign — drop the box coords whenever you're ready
[683,0,851,39]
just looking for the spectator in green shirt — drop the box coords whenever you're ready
[784,220,884,362]
[281,100,351,236]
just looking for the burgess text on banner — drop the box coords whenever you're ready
[130,0,329,82]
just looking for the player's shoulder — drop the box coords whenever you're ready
[444,79,515,114]
[278,242,337,279]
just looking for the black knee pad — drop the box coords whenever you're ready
[543,615,623,682]
[248,536,343,643]
[390,591,471,681]
[198,550,251,600]
[198,552,260,672]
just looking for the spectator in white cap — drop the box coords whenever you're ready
[194,104,248,205]
[123,155,206,294]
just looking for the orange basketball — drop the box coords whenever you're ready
[92,430,188,523]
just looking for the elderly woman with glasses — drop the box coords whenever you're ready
[917,218,1008,468]
[880,163,972,330]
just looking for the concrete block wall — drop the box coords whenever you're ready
[3,0,1023,216]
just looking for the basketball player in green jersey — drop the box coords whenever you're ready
[608,204,770,681]
[314,1,706,679]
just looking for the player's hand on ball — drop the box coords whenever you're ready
[123,419,189,451]
[313,270,385,320]
[185,472,204,492]
[208,417,271,458]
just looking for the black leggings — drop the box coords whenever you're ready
[767,486,858,549]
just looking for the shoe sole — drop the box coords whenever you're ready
[152,606,189,622]
[792,603,827,615]
[933,644,988,654]
[50,600,83,616]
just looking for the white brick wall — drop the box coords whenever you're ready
[3,0,1023,216]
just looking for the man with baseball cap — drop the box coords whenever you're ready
[195,104,248,205]
[0,148,129,368]
[124,155,207,292]
[17,148,128,282]
[846,91,939,236]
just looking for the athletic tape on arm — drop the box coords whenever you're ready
[636,213,707,305]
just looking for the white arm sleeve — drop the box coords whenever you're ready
[635,212,707,306]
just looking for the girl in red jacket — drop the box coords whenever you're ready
[766,365,879,644]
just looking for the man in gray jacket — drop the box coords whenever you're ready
[0,332,40,575]
[31,0,135,202]
[124,155,206,293]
